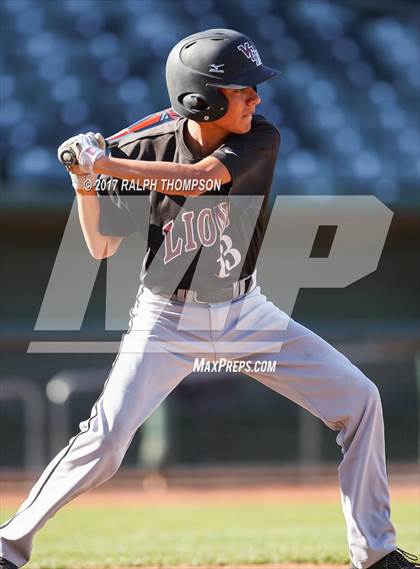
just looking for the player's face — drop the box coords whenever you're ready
[216,87,261,134]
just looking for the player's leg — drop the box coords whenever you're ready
[220,287,395,569]
[0,289,209,567]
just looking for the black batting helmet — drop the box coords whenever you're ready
[166,28,280,122]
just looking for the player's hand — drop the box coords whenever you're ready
[78,132,106,174]
[58,134,93,173]
[58,132,106,174]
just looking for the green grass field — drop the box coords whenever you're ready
[1,500,418,569]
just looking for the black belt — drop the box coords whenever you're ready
[171,271,257,304]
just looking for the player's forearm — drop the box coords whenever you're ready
[75,192,123,259]
[92,156,227,196]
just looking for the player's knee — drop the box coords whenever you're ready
[95,437,126,477]
[103,427,131,452]
[92,425,132,466]
[79,410,133,459]
[335,372,383,450]
[351,369,382,415]
[364,378,381,411]
[356,369,380,401]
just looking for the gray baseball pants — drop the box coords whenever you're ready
[0,286,396,568]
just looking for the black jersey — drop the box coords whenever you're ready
[97,114,280,296]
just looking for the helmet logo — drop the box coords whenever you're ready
[209,63,225,74]
[237,42,262,66]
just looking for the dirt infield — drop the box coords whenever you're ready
[2,481,418,510]
[1,469,418,509]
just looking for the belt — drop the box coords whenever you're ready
[172,271,257,304]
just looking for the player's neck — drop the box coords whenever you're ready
[185,119,230,157]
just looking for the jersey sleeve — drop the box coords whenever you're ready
[96,145,141,237]
[211,116,280,195]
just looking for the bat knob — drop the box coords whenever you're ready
[59,148,77,166]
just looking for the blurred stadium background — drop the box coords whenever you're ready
[0,0,419,481]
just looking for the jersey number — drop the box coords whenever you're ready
[216,235,241,278]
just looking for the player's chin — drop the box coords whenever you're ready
[236,117,253,133]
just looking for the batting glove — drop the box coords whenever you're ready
[79,132,106,174]
[78,143,106,173]
[58,132,106,174]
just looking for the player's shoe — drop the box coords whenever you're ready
[0,559,18,569]
[351,549,420,568]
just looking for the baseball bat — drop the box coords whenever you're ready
[58,108,180,167]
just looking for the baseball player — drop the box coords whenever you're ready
[1,29,418,569]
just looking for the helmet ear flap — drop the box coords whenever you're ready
[179,90,228,121]
[181,94,210,112]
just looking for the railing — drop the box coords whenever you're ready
[0,377,45,469]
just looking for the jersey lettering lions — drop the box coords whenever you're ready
[163,202,229,260]
[162,201,241,278]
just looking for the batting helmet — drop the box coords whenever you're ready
[166,28,280,122]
